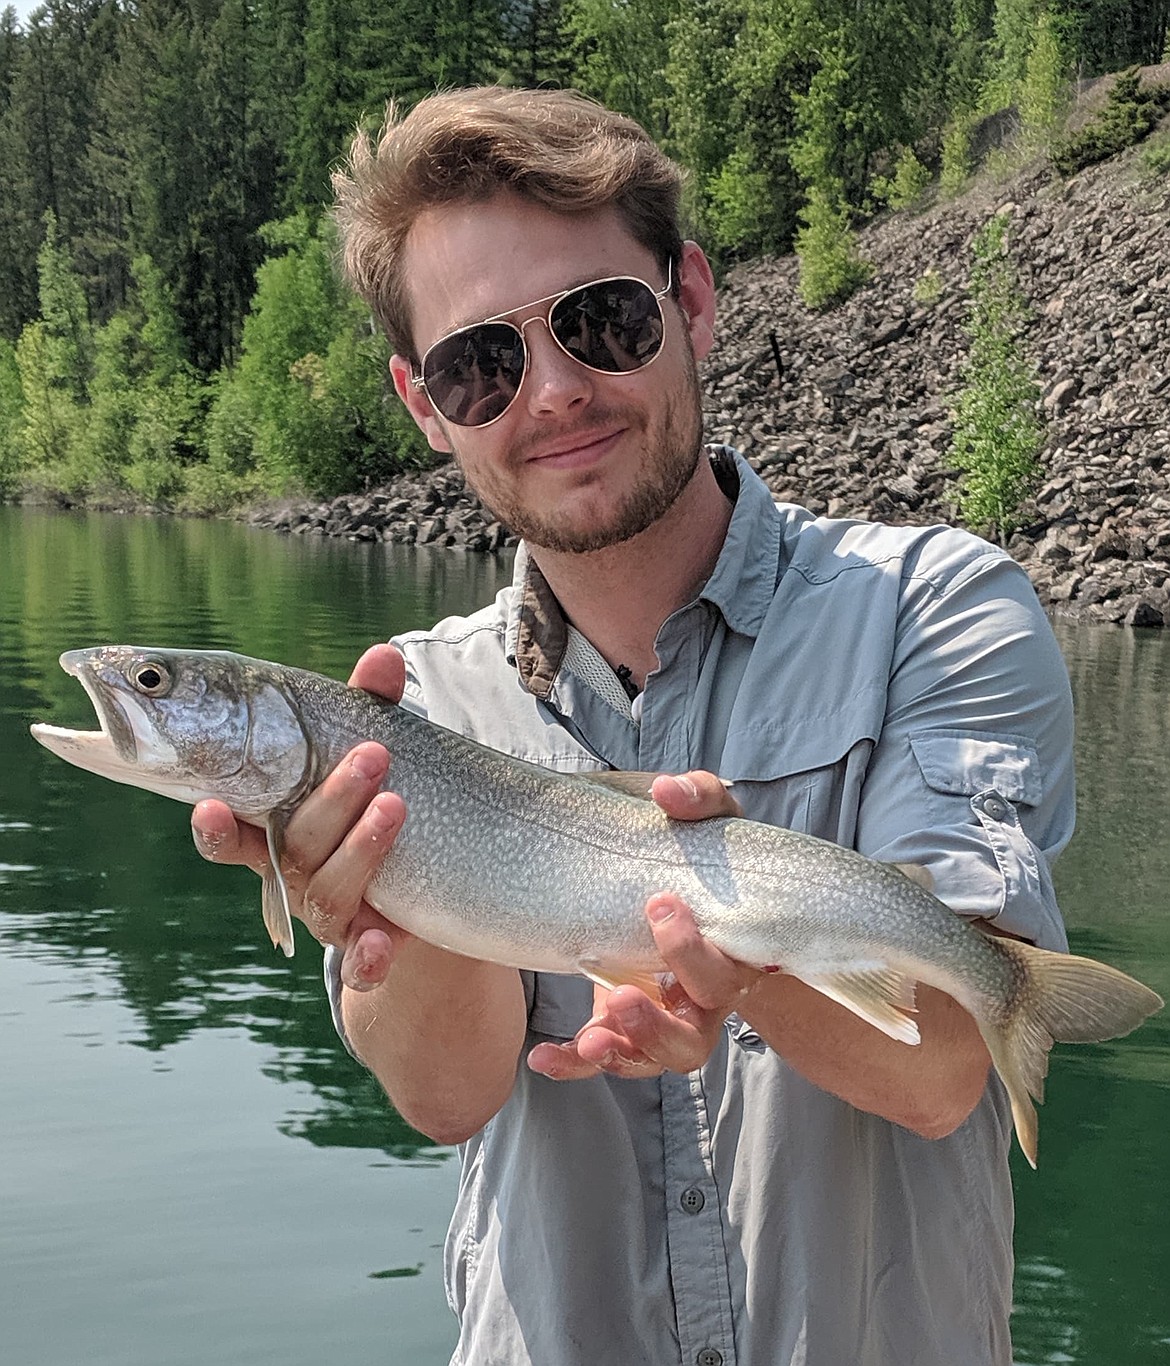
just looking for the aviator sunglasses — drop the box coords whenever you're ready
[410,261,674,428]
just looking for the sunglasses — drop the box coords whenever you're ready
[410,261,674,428]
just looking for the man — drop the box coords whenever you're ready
[193,87,1074,1365]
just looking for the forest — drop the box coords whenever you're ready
[0,0,1166,508]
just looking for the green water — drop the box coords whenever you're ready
[1,505,1167,1365]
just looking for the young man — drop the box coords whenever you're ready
[193,88,1074,1365]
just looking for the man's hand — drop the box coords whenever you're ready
[527,771,760,1083]
[191,643,411,989]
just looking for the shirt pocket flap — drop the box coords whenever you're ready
[908,729,1042,806]
[720,706,880,783]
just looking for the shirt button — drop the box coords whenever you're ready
[980,794,1009,820]
[697,1350,723,1366]
[680,1187,706,1214]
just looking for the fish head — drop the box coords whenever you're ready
[30,646,312,817]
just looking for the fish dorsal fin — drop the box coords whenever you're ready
[891,861,934,893]
[582,771,735,802]
[791,965,920,1044]
[262,811,297,957]
[581,771,663,801]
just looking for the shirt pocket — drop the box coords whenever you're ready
[907,728,1065,946]
[719,715,877,844]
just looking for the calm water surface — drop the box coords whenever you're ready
[1,505,1167,1365]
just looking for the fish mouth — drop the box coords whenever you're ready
[30,650,154,776]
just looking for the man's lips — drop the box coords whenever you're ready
[526,428,626,468]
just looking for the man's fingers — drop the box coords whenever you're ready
[651,770,742,821]
[281,742,390,875]
[646,893,759,1012]
[192,800,268,872]
[348,643,406,701]
[339,922,405,991]
[299,791,406,945]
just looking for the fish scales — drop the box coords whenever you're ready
[30,645,1163,1167]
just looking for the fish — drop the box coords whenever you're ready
[31,644,1163,1166]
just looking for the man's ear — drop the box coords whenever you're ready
[389,354,453,454]
[677,241,716,365]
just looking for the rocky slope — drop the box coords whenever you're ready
[255,123,1170,627]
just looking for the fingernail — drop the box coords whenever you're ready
[647,897,675,925]
[351,747,386,781]
[673,775,698,802]
[341,943,375,991]
[367,798,399,835]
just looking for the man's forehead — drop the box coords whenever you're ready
[402,196,653,340]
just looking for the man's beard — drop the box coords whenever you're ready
[452,357,705,555]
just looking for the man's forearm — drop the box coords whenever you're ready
[341,940,528,1146]
[742,975,992,1138]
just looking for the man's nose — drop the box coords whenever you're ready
[518,317,593,416]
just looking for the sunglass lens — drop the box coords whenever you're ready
[423,323,525,426]
[551,278,664,374]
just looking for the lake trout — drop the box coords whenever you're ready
[31,645,1163,1166]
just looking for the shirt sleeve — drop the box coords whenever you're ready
[854,543,1073,951]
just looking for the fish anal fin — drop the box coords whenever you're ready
[262,812,296,958]
[794,965,920,1045]
[578,960,667,1005]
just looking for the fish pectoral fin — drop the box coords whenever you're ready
[793,966,920,1044]
[262,812,297,958]
[578,959,668,1005]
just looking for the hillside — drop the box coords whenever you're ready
[259,117,1170,627]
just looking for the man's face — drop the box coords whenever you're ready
[389,192,716,555]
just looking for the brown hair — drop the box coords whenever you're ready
[332,86,685,359]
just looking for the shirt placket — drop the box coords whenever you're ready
[640,609,738,1366]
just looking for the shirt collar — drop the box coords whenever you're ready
[504,446,785,699]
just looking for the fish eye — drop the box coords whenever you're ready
[131,660,172,696]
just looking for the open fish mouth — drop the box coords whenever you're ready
[30,650,152,777]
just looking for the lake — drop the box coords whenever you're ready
[1,504,1167,1366]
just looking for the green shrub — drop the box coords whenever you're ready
[939,115,975,199]
[796,186,871,311]
[949,214,1043,544]
[0,339,23,496]
[1052,69,1170,176]
[912,268,944,307]
[1139,129,1170,178]
[872,147,933,211]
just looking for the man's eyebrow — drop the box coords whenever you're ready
[440,272,610,335]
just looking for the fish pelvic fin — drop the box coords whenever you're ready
[792,966,921,1045]
[578,960,668,1004]
[262,811,297,958]
[979,939,1163,1169]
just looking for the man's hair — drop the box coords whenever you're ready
[332,86,685,360]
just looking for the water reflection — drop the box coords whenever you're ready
[1,505,513,1166]
[2,508,1169,1365]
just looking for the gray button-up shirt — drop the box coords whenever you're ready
[327,449,1074,1366]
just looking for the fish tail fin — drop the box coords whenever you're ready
[978,939,1163,1169]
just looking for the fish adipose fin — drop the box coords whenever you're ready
[978,938,1164,1169]
[792,966,921,1045]
[262,811,297,958]
[578,959,667,1003]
